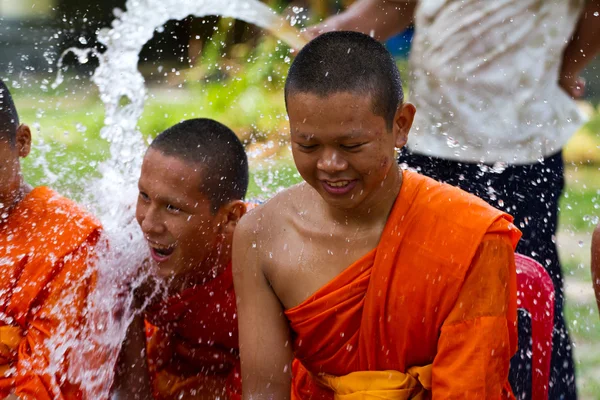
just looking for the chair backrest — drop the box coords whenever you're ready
[514,253,555,400]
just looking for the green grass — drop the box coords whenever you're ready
[248,157,302,199]
[560,188,600,232]
[575,344,600,400]
[565,302,600,343]
[565,301,600,399]
[560,163,600,232]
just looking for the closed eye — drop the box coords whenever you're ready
[297,143,318,150]
[341,143,365,150]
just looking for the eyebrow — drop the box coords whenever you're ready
[296,133,315,141]
[296,131,365,141]
[336,132,363,141]
[138,183,187,207]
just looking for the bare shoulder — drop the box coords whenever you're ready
[238,183,308,242]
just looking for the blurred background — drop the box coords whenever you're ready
[1,1,599,397]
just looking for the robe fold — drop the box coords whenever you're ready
[285,170,521,400]
[0,186,102,400]
[144,263,240,400]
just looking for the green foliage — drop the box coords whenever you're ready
[140,27,291,141]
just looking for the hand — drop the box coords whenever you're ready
[302,18,342,41]
[559,73,586,99]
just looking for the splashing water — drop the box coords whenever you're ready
[48,1,307,398]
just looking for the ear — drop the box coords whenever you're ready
[15,124,31,158]
[392,102,416,149]
[216,200,247,236]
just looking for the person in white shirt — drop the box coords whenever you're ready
[306,1,600,399]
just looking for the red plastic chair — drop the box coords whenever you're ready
[514,253,555,400]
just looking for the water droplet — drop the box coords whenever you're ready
[446,137,459,148]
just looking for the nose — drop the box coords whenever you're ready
[139,204,166,237]
[316,147,348,174]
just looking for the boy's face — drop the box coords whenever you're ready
[0,125,30,214]
[288,91,415,211]
[136,148,221,280]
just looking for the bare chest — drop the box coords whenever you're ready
[263,225,379,310]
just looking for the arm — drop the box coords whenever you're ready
[13,241,98,399]
[432,233,517,398]
[110,305,153,400]
[592,224,600,314]
[306,0,417,41]
[560,0,600,98]
[232,215,294,400]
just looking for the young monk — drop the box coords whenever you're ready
[113,118,248,400]
[233,31,522,399]
[0,80,102,399]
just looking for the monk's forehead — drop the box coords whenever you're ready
[141,149,207,187]
[288,91,375,109]
[289,92,387,136]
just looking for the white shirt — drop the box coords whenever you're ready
[408,0,586,164]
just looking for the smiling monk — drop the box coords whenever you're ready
[233,31,522,399]
[113,119,248,400]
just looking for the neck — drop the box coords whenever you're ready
[1,179,32,222]
[326,166,403,227]
[166,236,232,294]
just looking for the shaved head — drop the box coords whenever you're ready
[150,118,249,212]
[0,80,19,145]
[285,31,404,131]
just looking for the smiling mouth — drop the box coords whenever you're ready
[327,180,351,187]
[321,180,357,195]
[147,242,176,262]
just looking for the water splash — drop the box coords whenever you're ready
[48,1,306,398]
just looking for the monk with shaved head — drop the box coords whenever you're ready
[233,32,522,400]
[0,80,102,399]
[113,118,248,400]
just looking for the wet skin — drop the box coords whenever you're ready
[0,124,32,219]
[233,91,415,399]
[136,147,245,292]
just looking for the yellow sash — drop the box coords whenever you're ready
[315,365,432,400]
[0,326,22,351]
[0,325,23,376]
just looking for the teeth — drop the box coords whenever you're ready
[153,247,174,257]
[149,243,174,252]
[328,181,349,187]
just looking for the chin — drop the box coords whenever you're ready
[319,192,361,210]
[153,263,179,281]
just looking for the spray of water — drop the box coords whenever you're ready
[48,1,307,398]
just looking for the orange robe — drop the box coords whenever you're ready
[0,186,102,400]
[285,170,521,400]
[144,263,240,400]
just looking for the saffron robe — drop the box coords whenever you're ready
[0,186,102,400]
[144,263,241,400]
[285,171,521,399]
